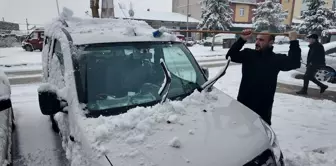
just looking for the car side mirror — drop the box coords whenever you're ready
[38,85,67,115]
[0,99,12,111]
[202,67,209,78]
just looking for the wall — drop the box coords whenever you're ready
[234,4,251,22]
[0,21,20,33]
[280,0,295,25]
[293,0,303,19]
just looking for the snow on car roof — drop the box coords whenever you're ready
[45,8,178,45]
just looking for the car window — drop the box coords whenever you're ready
[163,45,197,83]
[30,32,39,39]
[48,39,65,88]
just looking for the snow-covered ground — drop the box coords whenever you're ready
[11,84,68,166]
[210,65,336,166]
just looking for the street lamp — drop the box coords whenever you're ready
[56,0,60,16]
[186,0,189,39]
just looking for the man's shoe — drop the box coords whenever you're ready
[296,90,307,95]
[320,85,328,94]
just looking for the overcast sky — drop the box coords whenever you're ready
[0,0,172,30]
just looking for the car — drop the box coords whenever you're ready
[297,42,336,83]
[21,28,44,52]
[38,8,285,166]
[203,33,236,47]
[0,69,15,166]
[274,36,290,45]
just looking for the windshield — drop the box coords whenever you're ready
[77,42,206,113]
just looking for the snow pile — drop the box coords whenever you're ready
[0,70,11,101]
[76,89,224,159]
[169,137,182,148]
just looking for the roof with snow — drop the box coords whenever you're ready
[114,8,200,23]
[230,0,257,5]
[44,8,178,45]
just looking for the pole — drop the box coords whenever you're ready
[186,0,190,39]
[56,0,60,16]
[26,18,29,34]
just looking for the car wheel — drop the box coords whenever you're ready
[314,66,335,83]
[24,45,33,52]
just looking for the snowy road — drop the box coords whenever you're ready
[11,84,69,166]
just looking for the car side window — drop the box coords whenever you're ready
[48,39,65,88]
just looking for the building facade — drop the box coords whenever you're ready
[0,21,20,34]
[172,0,296,28]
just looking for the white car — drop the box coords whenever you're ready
[297,42,336,83]
[38,8,285,166]
[0,69,15,166]
[274,36,290,45]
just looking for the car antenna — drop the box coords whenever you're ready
[158,58,172,104]
[118,2,137,36]
[201,57,231,92]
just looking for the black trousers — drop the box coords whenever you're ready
[302,66,326,91]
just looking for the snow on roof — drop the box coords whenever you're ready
[45,8,178,45]
[114,8,200,23]
[230,0,257,5]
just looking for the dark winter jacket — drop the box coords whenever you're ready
[225,38,301,123]
[307,42,326,67]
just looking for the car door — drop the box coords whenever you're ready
[47,38,70,139]
[27,31,40,49]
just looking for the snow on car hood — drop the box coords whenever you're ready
[76,89,269,166]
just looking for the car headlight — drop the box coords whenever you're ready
[260,119,282,163]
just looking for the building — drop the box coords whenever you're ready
[0,21,19,34]
[172,0,296,30]
[293,0,334,20]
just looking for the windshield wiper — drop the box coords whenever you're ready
[158,58,172,104]
[201,57,231,92]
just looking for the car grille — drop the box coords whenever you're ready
[243,149,277,166]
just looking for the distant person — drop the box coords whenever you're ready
[226,29,301,125]
[296,34,328,95]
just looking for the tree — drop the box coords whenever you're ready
[252,0,288,32]
[296,0,336,35]
[198,0,233,51]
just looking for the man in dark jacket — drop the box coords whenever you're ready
[225,29,301,125]
[296,34,328,95]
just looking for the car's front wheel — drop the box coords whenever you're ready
[24,45,33,52]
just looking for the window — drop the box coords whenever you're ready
[29,32,39,39]
[76,42,206,112]
[240,8,244,16]
[47,39,65,88]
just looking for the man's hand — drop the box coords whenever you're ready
[241,29,253,41]
[288,31,298,41]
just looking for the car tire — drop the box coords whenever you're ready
[314,66,335,83]
[24,45,33,52]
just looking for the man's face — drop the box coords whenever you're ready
[308,38,315,44]
[255,34,273,51]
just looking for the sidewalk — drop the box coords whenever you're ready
[276,82,336,103]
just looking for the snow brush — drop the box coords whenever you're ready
[172,29,306,37]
